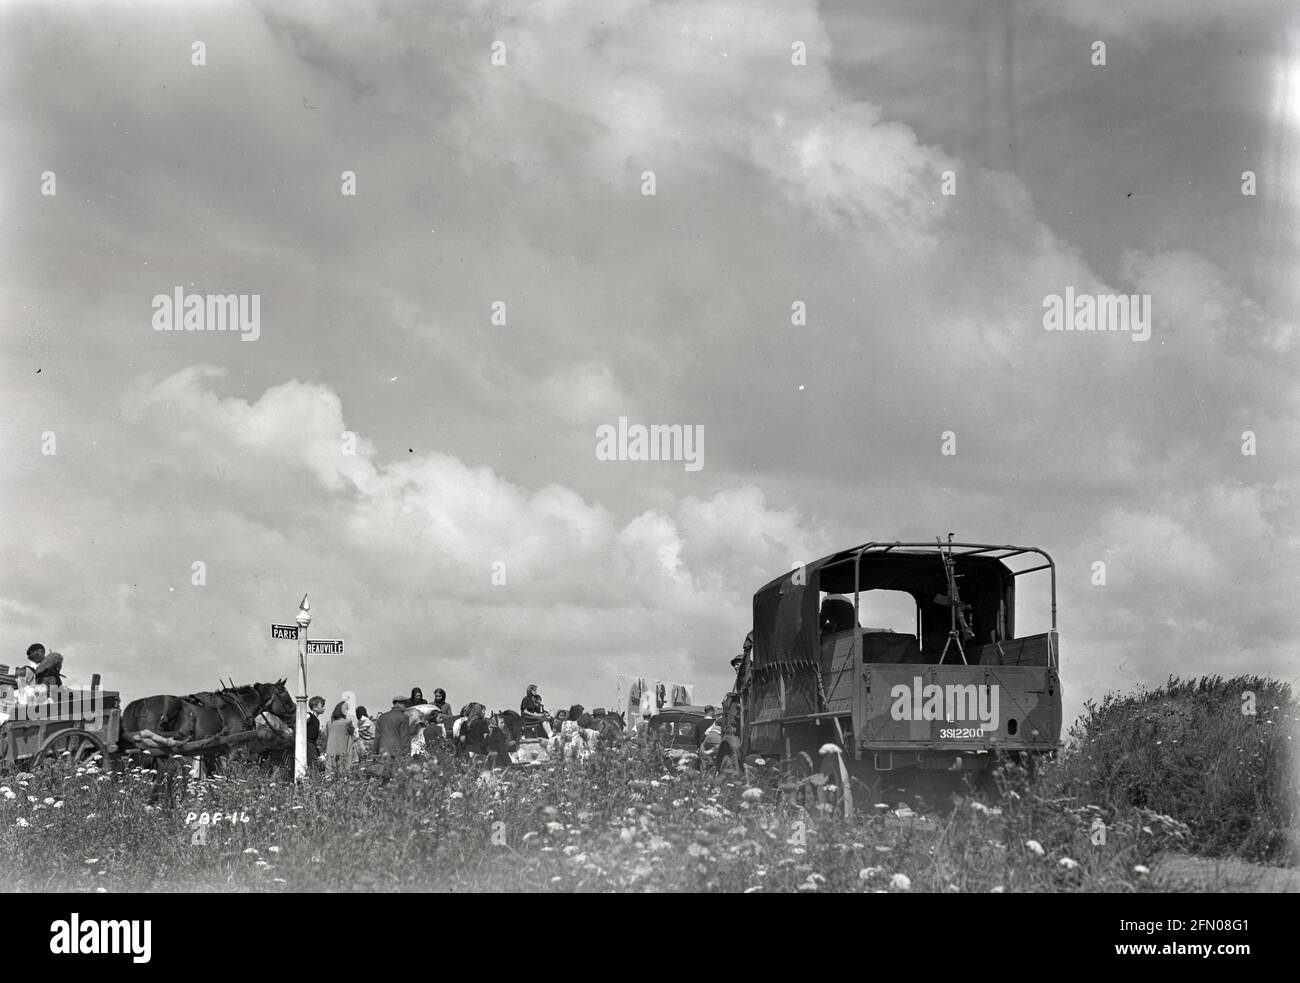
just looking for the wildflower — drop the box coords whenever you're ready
[95,887,106,894]
[14,819,29,828]
[273,878,287,884]
[255,860,270,868]
[243,848,259,855]
[85,814,96,820]
[990,885,1005,893]
[742,787,763,802]
[27,796,37,804]
[268,846,281,853]
[889,873,911,891]
[546,822,564,834]
[0,790,13,801]
[550,876,562,884]
[1025,840,1045,856]
[859,867,882,880]
[1133,864,1150,875]
[84,858,99,864]
[1058,857,1079,871]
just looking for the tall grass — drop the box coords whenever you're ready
[1041,675,1299,864]
[1,674,1294,891]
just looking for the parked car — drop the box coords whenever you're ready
[647,706,714,769]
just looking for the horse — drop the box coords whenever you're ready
[591,708,626,748]
[122,679,293,776]
[122,679,290,743]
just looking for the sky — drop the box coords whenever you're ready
[1,0,1297,726]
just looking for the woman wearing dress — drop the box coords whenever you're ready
[324,701,357,775]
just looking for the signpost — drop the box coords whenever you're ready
[269,596,347,782]
[292,596,311,782]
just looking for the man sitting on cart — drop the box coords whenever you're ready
[26,643,64,689]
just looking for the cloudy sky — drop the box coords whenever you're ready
[2,0,1297,723]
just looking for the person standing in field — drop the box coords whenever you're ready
[325,701,356,775]
[353,705,375,759]
[306,696,327,770]
[375,696,412,759]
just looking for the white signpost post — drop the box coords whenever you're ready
[269,596,346,782]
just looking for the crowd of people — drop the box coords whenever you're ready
[298,681,625,776]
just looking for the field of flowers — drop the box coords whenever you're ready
[1,675,1295,893]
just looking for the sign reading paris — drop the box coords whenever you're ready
[305,639,344,655]
[270,624,299,640]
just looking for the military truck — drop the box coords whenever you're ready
[726,537,1062,811]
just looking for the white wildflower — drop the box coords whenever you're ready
[1025,839,1045,856]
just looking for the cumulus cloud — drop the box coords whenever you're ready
[1,0,1295,721]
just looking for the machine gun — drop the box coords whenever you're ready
[935,533,975,664]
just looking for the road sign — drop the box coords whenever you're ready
[305,639,344,655]
[270,624,299,640]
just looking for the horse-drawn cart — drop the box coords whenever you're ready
[0,688,123,772]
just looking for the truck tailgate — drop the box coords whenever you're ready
[859,664,1060,751]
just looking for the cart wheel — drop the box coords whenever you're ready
[32,730,107,773]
